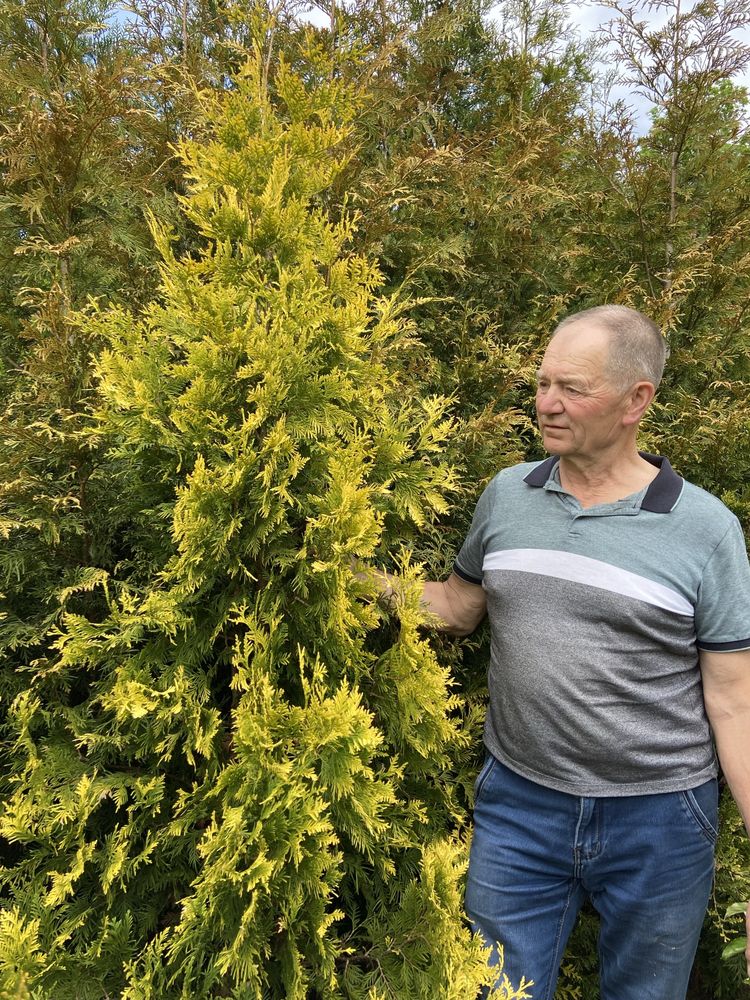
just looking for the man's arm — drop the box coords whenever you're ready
[700,648,750,977]
[355,564,486,637]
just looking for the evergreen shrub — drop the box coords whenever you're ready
[0,42,532,1000]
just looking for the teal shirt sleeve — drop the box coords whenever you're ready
[695,517,750,651]
[453,478,497,585]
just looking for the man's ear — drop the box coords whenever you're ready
[623,381,656,426]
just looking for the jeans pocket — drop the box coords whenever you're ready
[680,782,719,844]
[473,753,496,807]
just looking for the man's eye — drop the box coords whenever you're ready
[565,387,582,396]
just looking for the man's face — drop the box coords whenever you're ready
[535,321,633,461]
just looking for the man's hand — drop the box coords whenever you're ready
[350,557,397,609]
[351,560,486,636]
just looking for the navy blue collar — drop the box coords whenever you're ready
[523,453,683,513]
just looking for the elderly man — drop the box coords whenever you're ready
[405,306,750,998]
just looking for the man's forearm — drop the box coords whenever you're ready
[712,712,750,979]
[351,563,485,636]
[353,568,460,631]
[712,709,750,833]
[701,649,750,978]
[701,651,750,831]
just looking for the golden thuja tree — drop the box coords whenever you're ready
[0,42,531,1000]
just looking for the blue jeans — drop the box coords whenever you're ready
[465,755,717,1000]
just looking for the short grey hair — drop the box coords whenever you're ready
[553,305,669,390]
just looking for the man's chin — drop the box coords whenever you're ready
[541,432,570,454]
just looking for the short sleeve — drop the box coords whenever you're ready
[453,479,497,585]
[695,517,750,651]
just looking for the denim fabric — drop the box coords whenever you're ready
[465,755,717,1000]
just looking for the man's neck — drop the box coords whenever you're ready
[557,449,659,509]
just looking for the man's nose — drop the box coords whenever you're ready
[536,387,564,413]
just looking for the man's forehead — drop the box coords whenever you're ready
[549,318,611,346]
[541,321,611,367]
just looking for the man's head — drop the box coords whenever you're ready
[535,306,666,462]
[553,304,668,391]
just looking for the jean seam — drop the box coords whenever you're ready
[543,878,578,1000]
[474,756,497,807]
[680,789,718,844]
[572,797,587,878]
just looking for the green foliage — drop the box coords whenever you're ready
[0,0,185,735]
[0,0,169,318]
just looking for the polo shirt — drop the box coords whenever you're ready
[454,453,750,796]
